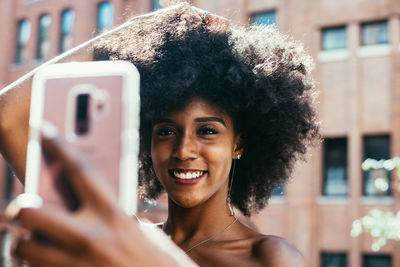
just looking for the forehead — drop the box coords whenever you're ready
[164,98,232,123]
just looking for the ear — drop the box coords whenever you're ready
[233,134,244,159]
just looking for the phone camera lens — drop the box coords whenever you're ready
[75,94,90,135]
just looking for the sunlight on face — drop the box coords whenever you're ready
[150,98,240,208]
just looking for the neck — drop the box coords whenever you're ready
[163,186,234,247]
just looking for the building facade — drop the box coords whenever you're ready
[0,0,399,266]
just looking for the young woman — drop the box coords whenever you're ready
[0,3,318,266]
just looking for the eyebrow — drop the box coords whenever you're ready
[153,118,175,124]
[153,117,227,127]
[195,117,226,126]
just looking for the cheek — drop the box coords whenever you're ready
[204,143,234,175]
[151,138,169,158]
[150,141,170,175]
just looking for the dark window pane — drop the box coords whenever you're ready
[363,135,391,196]
[153,0,162,11]
[321,253,347,267]
[271,182,284,196]
[363,255,391,267]
[323,138,348,196]
[4,164,15,204]
[36,14,51,60]
[60,9,75,53]
[322,26,347,50]
[250,11,276,27]
[361,21,388,46]
[97,2,114,32]
[15,19,31,64]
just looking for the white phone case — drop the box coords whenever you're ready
[23,61,140,215]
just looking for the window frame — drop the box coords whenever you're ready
[36,13,52,60]
[321,26,347,51]
[152,0,162,11]
[321,252,348,267]
[59,9,75,53]
[322,137,348,197]
[249,10,277,27]
[3,164,15,204]
[271,182,285,197]
[360,20,389,46]
[362,135,391,197]
[14,19,31,64]
[97,1,114,33]
[362,254,392,267]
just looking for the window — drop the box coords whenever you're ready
[15,19,31,64]
[97,1,114,33]
[3,164,15,204]
[361,20,388,46]
[59,9,75,53]
[250,11,276,26]
[323,138,348,196]
[153,0,162,11]
[271,183,284,196]
[321,253,347,267]
[363,135,391,196]
[322,26,347,51]
[363,255,391,267]
[36,14,51,60]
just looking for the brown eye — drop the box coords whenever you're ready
[156,127,175,137]
[198,126,218,135]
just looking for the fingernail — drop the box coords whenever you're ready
[5,200,21,220]
[5,194,43,220]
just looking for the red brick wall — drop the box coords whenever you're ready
[1,1,399,266]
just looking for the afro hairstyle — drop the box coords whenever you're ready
[93,3,319,216]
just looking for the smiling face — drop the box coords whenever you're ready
[151,98,242,208]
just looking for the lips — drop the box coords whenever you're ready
[169,169,207,184]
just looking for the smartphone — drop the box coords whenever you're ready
[22,61,140,215]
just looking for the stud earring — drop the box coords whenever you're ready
[237,154,241,160]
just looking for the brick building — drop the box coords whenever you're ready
[0,0,399,266]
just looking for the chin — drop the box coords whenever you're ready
[169,193,205,209]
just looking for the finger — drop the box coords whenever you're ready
[41,131,117,212]
[16,207,83,250]
[15,238,85,267]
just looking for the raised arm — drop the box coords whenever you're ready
[0,82,31,182]
[0,2,226,184]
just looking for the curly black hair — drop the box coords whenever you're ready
[93,3,319,216]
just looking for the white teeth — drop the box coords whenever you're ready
[173,171,203,179]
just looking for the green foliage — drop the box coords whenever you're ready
[351,209,400,251]
[351,157,400,251]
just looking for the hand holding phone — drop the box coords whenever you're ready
[9,134,197,267]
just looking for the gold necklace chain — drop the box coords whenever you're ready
[184,217,238,253]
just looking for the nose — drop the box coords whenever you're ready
[172,132,198,160]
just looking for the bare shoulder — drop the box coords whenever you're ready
[253,235,305,267]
